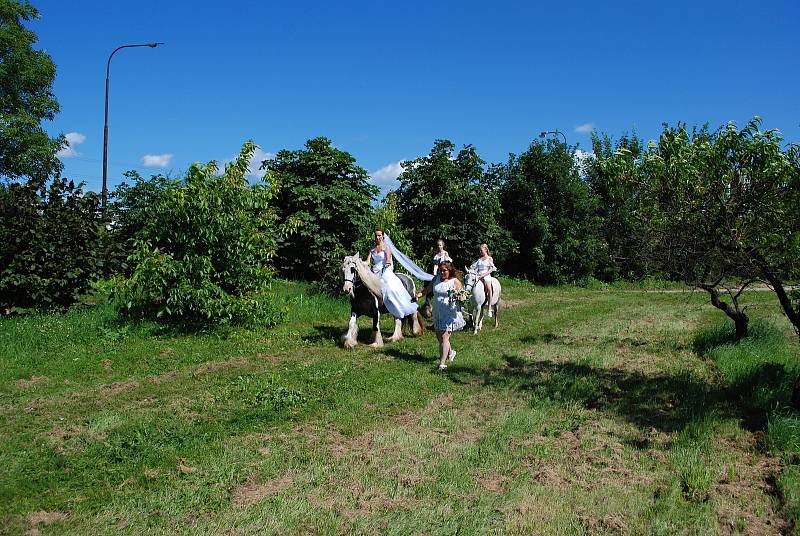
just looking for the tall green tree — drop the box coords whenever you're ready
[586,131,649,280]
[601,119,799,340]
[263,137,378,280]
[0,0,63,182]
[498,139,603,283]
[394,139,511,269]
[0,177,102,311]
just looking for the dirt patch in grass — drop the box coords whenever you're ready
[475,470,509,493]
[575,507,628,534]
[27,511,68,525]
[15,376,47,389]
[233,474,294,507]
[96,379,140,398]
[711,437,785,535]
[500,298,536,310]
[340,495,419,521]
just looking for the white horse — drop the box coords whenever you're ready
[463,266,501,334]
[340,254,424,349]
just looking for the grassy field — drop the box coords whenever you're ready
[1,280,799,535]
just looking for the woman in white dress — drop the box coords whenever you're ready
[471,243,496,317]
[416,261,466,370]
[431,239,452,276]
[365,229,419,319]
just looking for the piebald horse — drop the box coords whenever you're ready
[463,266,501,334]
[340,254,424,349]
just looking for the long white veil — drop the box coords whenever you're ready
[384,235,434,282]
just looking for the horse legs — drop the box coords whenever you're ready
[369,305,384,348]
[473,299,484,335]
[412,311,424,336]
[387,317,403,343]
[493,299,500,329]
[342,312,359,349]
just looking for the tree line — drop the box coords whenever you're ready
[1,0,798,339]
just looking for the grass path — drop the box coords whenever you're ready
[1,281,797,535]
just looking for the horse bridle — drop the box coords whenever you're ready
[343,260,361,287]
[463,269,479,294]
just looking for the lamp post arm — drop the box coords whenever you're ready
[102,42,163,211]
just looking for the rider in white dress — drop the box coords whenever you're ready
[431,239,452,276]
[367,230,419,319]
[471,243,497,317]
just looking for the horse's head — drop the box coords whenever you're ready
[463,266,479,293]
[341,254,360,298]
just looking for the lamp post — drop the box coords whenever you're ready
[102,42,164,210]
[539,130,567,148]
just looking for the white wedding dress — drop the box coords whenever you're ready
[371,249,419,318]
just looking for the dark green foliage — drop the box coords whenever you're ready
[118,141,293,327]
[313,192,415,295]
[0,0,64,182]
[498,139,603,283]
[106,171,176,274]
[394,139,512,268]
[587,131,651,280]
[0,177,102,311]
[264,137,378,281]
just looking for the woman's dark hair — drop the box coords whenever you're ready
[438,260,463,281]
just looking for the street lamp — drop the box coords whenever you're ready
[102,42,164,210]
[539,130,567,147]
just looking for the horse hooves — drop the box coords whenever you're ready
[368,342,384,349]
[342,339,357,350]
[386,337,402,343]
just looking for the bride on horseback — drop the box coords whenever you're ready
[365,228,419,319]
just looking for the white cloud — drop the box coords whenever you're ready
[141,153,173,167]
[574,123,595,134]
[247,147,274,178]
[369,161,404,187]
[56,132,86,158]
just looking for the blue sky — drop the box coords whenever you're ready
[38,0,800,196]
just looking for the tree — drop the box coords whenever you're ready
[0,0,64,182]
[394,139,512,269]
[118,141,295,327]
[586,131,650,280]
[263,137,378,281]
[106,171,176,274]
[498,139,603,283]
[0,177,102,311]
[600,119,798,340]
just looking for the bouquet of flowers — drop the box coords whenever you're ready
[447,287,472,310]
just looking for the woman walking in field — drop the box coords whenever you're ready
[416,260,466,370]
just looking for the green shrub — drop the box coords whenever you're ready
[0,177,103,312]
[117,141,296,327]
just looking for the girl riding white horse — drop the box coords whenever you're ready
[465,243,502,333]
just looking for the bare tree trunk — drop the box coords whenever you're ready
[760,268,800,338]
[699,284,749,340]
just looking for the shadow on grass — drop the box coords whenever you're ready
[309,324,376,345]
[446,355,723,433]
[447,321,799,436]
[382,348,432,364]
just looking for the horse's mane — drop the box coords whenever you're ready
[346,255,384,297]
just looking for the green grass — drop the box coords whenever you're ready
[1,279,798,535]
[694,317,800,530]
